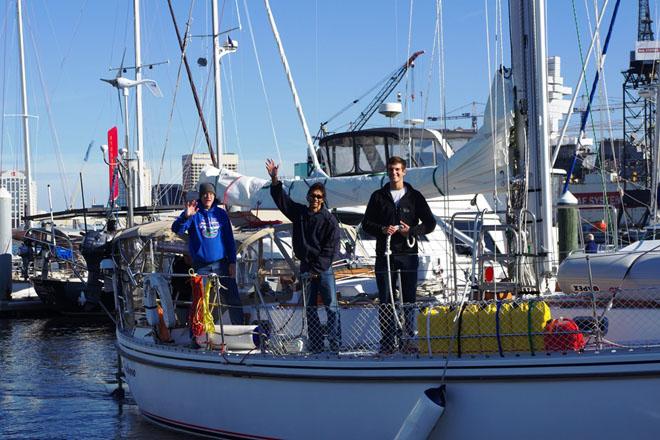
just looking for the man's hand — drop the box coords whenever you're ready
[228,263,236,278]
[382,225,400,236]
[399,221,411,237]
[265,158,279,184]
[185,200,198,218]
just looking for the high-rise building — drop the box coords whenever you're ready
[0,170,37,228]
[182,153,239,192]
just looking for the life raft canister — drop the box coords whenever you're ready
[544,317,586,351]
[143,273,176,329]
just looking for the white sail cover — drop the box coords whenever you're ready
[199,70,514,209]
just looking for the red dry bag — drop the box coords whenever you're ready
[544,318,586,351]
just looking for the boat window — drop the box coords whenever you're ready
[388,138,409,163]
[412,138,437,167]
[324,137,355,176]
[355,136,387,173]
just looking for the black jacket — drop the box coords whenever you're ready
[270,181,340,273]
[362,182,436,256]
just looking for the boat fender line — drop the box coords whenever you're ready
[143,273,176,329]
[432,166,445,196]
[495,300,504,357]
[394,385,446,440]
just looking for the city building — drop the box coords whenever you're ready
[0,170,37,228]
[182,153,238,192]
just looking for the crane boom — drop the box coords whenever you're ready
[350,51,424,131]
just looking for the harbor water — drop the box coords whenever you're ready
[0,318,181,439]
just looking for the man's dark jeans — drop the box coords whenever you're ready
[302,267,341,352]
[375,254,418,351]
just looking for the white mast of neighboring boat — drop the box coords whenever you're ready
[211,0,238,170]
[133,0,146,207]
[212,0,223,168]
[650,86,660,225]
[263,0,327,176]
[17,0,33,220]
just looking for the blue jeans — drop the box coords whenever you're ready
[375,254,418,351]
[302,267,341,352]
[197,260,244,325]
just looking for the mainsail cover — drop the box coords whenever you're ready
[199,70,513,209]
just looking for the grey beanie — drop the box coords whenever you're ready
[198,182,216,195]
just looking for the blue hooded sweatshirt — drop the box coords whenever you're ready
[171,203,236,267]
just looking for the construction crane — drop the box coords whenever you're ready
[427,112,482,130]
[427,102,484,130]
[638,0,654,41]
[348,51,424,132]
[622,0,658,188]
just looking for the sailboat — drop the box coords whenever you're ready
[107,1,660,439]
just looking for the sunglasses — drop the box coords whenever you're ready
[308,194,324,200]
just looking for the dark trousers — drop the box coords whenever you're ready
[375,254,418,351]
[301,265,341,352]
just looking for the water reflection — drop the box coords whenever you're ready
[0,318,181,439]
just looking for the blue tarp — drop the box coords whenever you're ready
[55,247,73,261]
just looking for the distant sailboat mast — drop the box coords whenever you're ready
[134,0,146,207]
[17,0,33,221]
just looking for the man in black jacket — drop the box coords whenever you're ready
[266,158,341,353]
[362,156,436,352]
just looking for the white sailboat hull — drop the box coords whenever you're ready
[118,330,660,439]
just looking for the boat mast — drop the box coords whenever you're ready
[133,0,145,207]
[533,0,555,278]
[509,0,555,282]
[263,0,327,176]
[17,0,33,221]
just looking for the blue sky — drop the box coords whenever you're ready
[0,0,652,211]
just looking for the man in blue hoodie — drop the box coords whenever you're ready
[171,182,243,325]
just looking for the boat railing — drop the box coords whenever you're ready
[24,228,87,282]
[130,280,660,358]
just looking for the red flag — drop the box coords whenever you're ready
[108,127,119,202]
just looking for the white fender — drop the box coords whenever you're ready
[394,386,446,440]
[143,273,176,328]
